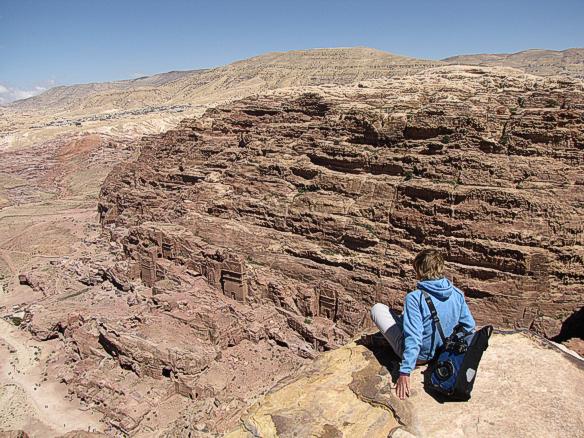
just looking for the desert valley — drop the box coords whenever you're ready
[0,47,583,437]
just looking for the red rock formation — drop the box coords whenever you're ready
[98,66,584,348]
[21,261,311,434]
[21,65,579,435]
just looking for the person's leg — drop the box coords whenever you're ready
[370,303,404,357]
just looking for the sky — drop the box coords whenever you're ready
[1,0,583,103]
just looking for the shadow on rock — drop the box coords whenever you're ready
[552,306,584,344]
[356,332,401,383]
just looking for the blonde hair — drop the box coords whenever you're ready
[413,249,444,280]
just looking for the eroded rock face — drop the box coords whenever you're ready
[28,265,311,435]
[12,235,313,435]
[99,66,584,349]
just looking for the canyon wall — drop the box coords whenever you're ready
[99,65,584,348]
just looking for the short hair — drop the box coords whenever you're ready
[413,249,444,280]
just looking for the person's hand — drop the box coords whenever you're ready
[396,374,411,400]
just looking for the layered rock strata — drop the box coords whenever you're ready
[99,65,584,351]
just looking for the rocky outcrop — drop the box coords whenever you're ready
[25,263,311,435]
[99,66,584,351]
[225,331,584,438]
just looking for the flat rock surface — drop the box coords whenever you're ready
[225,342,399,438]
[228,332,584,437]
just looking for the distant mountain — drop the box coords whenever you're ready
[9,48,442,114]
[11,47,584,116]
[443,48,584,79]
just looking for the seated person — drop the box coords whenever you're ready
[370,249,475,399]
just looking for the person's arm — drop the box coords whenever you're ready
[396,292,424,399]
[400,292,424,374]
[458,293,476,333]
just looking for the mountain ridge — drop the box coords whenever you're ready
[7,46,584,114]
[7,47,441,114]
[443,47,584,79]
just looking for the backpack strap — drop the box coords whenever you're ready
[421,290,447,344]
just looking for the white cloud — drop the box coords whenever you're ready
[0,83,49,105]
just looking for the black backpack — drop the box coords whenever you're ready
[422,290,493,401]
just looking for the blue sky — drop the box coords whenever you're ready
[0,0,583,102]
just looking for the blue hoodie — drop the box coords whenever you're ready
[400,277,475,374]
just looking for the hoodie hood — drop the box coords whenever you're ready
[417,277,454,301]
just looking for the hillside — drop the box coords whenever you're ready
[8,46,584,119]
[8,47,584,119]
[443,48,584,79]
[0,48,445,437]
[18,64,575,434]
[9,47,442,115]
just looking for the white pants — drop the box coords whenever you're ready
[370,303,404,358]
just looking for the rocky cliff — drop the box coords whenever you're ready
[99,65,584,348]
[4,64,583,437]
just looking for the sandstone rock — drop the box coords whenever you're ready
[563,338,584,357]
[226,332,584,437]
[21,254,312,435]
[225,341,399,438]
[57,432,106,438]
[17,272,43,293]
[6,63,583,437]
[0,431,29,438]
[99,66,584,349]
[5,311,26,326]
